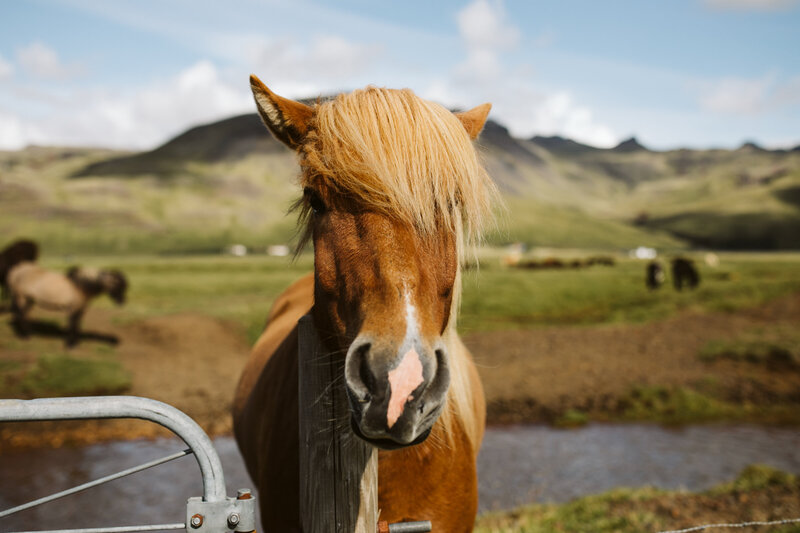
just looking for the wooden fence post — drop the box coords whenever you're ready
[298,314,378,533]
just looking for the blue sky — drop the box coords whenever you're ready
[1,0,798,150]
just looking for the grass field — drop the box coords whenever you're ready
[2,250,799,425]
[474,465,800,533]
[21,249,800,337]
[460,251,800,332]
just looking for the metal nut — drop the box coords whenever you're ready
[228,513,241,528]
[190,514,204,529]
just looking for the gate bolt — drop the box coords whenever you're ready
[190,514,204,529]
[237,489,252,500]
[228,513,240,528]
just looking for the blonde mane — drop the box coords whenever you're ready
[298,87,498,448]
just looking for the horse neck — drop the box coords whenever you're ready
[70,271,106,298]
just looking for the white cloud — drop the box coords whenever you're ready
[527,92,618,147]
[1,30,382,150]
[88,61,252,148]
[703,0,799,10]
[249,35,382,95]
[774,75,800,107]
[16,42,84,79]
[455,0,519,82]
[0,54,13,80]
[698,76,773,114]
[436,0,617,147]
[0,61,253,150]
[0,113,26,149]
[697,74,800,114]
[457,0,520,52]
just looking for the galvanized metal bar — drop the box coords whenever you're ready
[0,449,192,518]
[0,397,226,502]
[8,523,185,533]
[388,521,432,533]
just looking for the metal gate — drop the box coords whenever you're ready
[0,396,256,533]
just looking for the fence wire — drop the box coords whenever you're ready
[657,516,800,532]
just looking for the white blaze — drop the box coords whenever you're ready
[385,289,425,428]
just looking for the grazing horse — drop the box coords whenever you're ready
[233,76,498,532]
[8,263,128,346]
[645,260,665,290]
[671,257,700,291]
[0,239,39,302]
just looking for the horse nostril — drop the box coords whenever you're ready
[356,342,377,395]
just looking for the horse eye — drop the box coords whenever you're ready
[304,187,326,214]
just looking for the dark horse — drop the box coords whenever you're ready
[672,257,700,290]
[233,75,498,532]
[646,260,665,290]
[0,239,39,303]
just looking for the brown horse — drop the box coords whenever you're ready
[233,75,498,532]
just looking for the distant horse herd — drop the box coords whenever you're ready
[0,238,127,346]
[646,257,700,291]
[507,251,701,292]
[512,255,617,269]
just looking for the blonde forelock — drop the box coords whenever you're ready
[298,86,497,255]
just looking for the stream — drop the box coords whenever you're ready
[1,423,799,530]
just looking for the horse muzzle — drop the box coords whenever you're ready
[344,335,450,449]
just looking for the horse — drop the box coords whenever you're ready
[7,262,128,346]
[645,260,665,290]
[233,75,498,532]
[671,257,699,291]
[0,239,39,302]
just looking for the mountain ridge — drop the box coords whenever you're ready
[4,111,799,252]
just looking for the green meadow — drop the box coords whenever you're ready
[18,249,800,339]
[460,251,800,332]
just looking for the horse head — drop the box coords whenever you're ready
[102,269,128,305]
[250,75,494,449]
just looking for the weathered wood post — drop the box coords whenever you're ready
[298,314,379,533]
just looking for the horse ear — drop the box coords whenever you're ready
[455,103,492,140]
[250,74,313,150]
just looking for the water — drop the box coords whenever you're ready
[1,424,799,530]
[477,424,800,511]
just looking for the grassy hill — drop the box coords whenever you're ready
[2,111,799,255]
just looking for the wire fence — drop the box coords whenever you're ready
[657,517,800,532]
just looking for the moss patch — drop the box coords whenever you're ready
[620,385,734,424]
[475,465,800,533]
[700,337,800,368]
[14,354,131,397]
